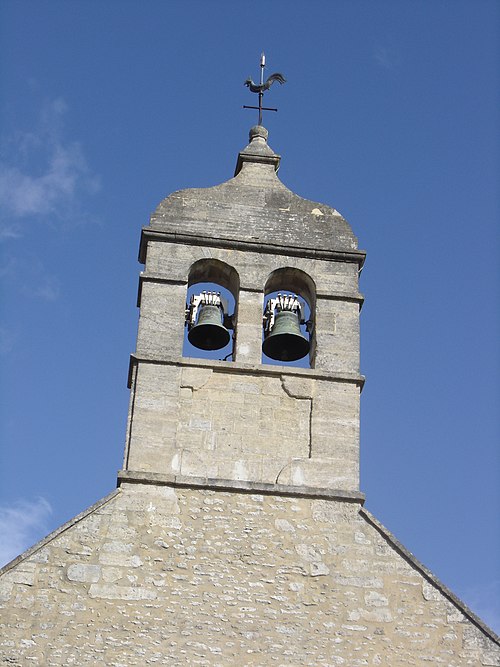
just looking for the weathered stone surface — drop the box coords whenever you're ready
[176,369,311,483]
[149,129,362,256]
[3,125,497,666]
[125,359,360,490]
[1,484,498,665]
[128,129,365,494]
[136,281,186,359]
[137,240,362,372]
[66,563,101,583]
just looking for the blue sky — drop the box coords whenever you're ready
[0,0,498,632]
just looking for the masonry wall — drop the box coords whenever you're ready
[138,240,362,372]
[1,483,498,666]
[125,361,361,490]
[126,238,364,492]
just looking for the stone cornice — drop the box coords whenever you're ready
[117,469,365,504]
[234,150,281,175]
[127,353,365,390]
[139,227,366,268]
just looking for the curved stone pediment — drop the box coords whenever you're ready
[150,126,360,254]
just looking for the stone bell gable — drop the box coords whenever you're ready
[128,125,365,494]
[1,126,499,665]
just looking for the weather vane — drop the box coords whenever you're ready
[243,53,286,126]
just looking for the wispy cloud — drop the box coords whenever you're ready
[0,97,100,237]
[374,46,398,71]
[29,275,60,301]
[0,497,53,567]
[0,254,60,302]
[0,325,16,356]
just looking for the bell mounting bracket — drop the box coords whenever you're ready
[263,293,305,334]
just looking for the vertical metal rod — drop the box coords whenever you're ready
[259,52,265,126]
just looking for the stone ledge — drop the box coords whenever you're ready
[139,227,366,268]
[117,469,366,504]
[234,146,281,176]
[127,353,365,389]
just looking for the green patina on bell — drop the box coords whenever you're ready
[262,310,310,362]
[188,304,231,351]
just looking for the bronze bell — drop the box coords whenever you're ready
[188,303,231,351]
[262,309,310,362]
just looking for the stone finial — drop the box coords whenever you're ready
[234,125,280,175]
[249,125,269,143]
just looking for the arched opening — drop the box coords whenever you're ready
[262,267,316,368]
[183,259,239,362]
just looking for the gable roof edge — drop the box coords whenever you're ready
[0,489,121,577]
[360,507,500,646]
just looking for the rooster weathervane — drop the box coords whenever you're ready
[243,53,286,126]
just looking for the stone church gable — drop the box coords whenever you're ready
[1,121,498,665]
[1,482,498,665]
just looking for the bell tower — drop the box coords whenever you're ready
[2,113,499,667]
[120,125,366,497]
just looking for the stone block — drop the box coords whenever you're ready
[281,375,314,399]
[181,366,212,390]
[275,457,357,490]
[136,282,186,358]
[66,564,101,583]
[88,583,157,600]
